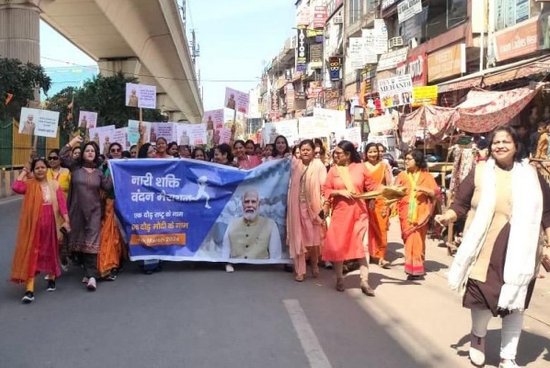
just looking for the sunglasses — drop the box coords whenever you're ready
[48,156,59,160]
[110,148,121,153]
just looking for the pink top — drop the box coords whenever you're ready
[13,179,68,216]
[236,155,261,169]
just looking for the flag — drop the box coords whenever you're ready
[4,93,13,106]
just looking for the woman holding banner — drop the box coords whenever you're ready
[272,135,291,159]
[287,140,327,282]
[395,150,439,280]
[233,140,261,169]
[60,136,112,291]
[11,157,71,303]
[323,140,378,296]
[364,143,393,268]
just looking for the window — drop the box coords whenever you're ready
[348,0,362,25]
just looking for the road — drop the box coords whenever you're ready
[1,196,549,368]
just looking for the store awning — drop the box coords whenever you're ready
[438,55,550,93]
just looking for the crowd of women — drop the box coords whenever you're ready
[9,125,550,368]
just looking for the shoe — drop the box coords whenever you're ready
[407,274,425,281]
[86,277,97,291]
[360,281,375,297]
[378,259,391,269]
[46,280,56,292]
[498,360,520,368]
[295,274,305,282]
[324,261,333,269]
[21,291,34,304]
[336,277,345,292]
[225,264,234,273]
[104,272,117,281]
[81,276,89,284]
[469,334,486,367]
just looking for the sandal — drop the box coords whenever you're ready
[295,274,305,282]
[378,259,391,269]
[336,277,345,292]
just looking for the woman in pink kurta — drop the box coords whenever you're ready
[323,140,378,296]
[287,140,327,281]
[234,140,261,169]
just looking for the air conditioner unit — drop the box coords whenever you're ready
[388,36,404,49]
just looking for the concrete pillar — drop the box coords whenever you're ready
[98,57,141,78]
[0,0,40,64]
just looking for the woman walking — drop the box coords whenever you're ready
[436,127,550,368]
[364,143,393,268]
[395,150,438,280]
[11,158,70,303]
[287,140,327,281]
[323,140,378,296]
[60,136,112,291]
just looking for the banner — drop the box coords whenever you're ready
[224,87,250,114]
[78,111,98,129]
[18,107,60,138]
[377,74,413,108]
[126,83,156,109]
[110,159,291,263]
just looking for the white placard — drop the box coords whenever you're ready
[217,127,232,144]
[89,125,116,154]
[397,0,422,24]
[368,114,396,134]
[78,111,98,129]
[344,127,362,147]
[156,122,176,142]
[224,87,250,114]
[112,128,130,150]
[18,107,60,138]
[125,83,157,109]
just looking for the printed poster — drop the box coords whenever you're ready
[203,109,225,131]
[18,107,60,138]
[78,111,98,129]
[377,74,413,109]
[89,125,116,154]
[113,128,131,150]
[224,87,250,114]
[126,83,157,109]
[110,158,292,263]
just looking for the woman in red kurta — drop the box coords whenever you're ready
[11,158,70,304]
[395,150,439,280]
[323,140,378,296]
[364,143,393,268]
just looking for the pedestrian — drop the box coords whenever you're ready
[97,142,124,281]
[262,144,274,162]
[155,137,170,158]
[11,157,71,303]
[191,147,207,161]
[213,143,235,166]
[167,141,179,158]
[322,140,378,296]
[233,140,261,169]
[138,143,156,158]
[436,126,550,368]
[364,143,393,268]
[287,139,327,282]
[395,149,439,280]
[60,136,112,291]
[272,135,291,159]
[71,146,81,160]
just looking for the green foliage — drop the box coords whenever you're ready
[0,58,51,126]
[46,72,165,137]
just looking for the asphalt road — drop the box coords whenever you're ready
[1,196,549,368]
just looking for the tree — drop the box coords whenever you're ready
[46,72,165,138]
[0,58,51,125]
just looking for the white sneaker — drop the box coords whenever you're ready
[469,334,486,367]
[499,360,521,368]
[225,264,234,273]
[86,277,97,291]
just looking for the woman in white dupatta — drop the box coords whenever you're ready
[436,127,550,368]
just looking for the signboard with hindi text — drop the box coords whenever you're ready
[125,83,157,109]
[18,107,60,138]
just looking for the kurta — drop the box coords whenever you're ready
[450,166,550,316]
[236,155,261,169]
[322,163,377,262]
[395,170,439,276]
[60,145,112,254]
[365,161,392,259]
[11,179,68,282]
[287,158,327,258]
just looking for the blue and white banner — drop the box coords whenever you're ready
[109,159,291,264]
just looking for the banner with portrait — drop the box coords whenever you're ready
[110,158,292,264]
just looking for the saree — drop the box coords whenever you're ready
[365,162,392,260]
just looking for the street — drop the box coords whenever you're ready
[1,196,549,368]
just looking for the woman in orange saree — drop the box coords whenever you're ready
[395,150,439,280]
[364,143,393,268]
[287,139,327,281]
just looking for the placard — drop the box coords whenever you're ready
[78,111,98,129]
[126,83,157,109]
[18,107,60,138]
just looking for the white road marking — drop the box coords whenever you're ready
[283,299,333,368]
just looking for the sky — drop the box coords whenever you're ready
[40,0,296,112]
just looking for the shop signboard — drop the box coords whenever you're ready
[377,47,409,71]
[412,85,438,106]
[348,37,365,70]
[381,0,399,10]
[396,54,427,86]
[494,16,539,61]
[397,0,422,24]
[427,43,465,82]
[377,74,413,109]
[296,28,308,72]
[329,57,342,81]
[313,6,328,28]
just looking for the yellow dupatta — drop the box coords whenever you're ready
[406,171,420,224]
[336,165,357,194]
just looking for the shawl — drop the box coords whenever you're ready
[287,158,327,256]
[11,179,61,283]
[448,159,542,311]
